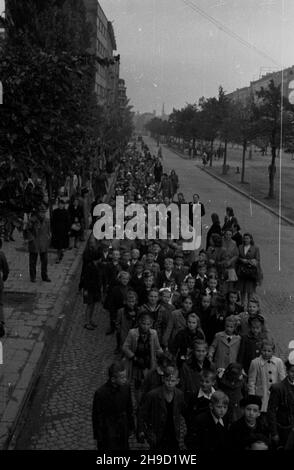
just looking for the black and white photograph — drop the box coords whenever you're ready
[0,0,294,462]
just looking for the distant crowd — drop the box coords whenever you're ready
[85,139,294,452]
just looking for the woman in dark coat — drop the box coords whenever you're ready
[79,252,102,329]
[206,213,222,250]
[169,169,179,199]
[154,160,163,184]
[237,233,263,308]
[51,198,70,263]
[68,196,84,248]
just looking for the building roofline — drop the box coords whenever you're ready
[107,21,117,51]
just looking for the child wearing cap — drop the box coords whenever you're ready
[228,395,270,450]
[216,362,246,424]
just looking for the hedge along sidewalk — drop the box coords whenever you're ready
[165,143,294,227]
[0,170,118,450]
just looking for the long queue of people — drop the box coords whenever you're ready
[88,140,294,452]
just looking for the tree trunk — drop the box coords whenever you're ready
[209,139,214,167]
[268,144,276,198]
[241,139,247,183]
[222,139,228,174]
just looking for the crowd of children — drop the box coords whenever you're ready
[90,140,294,452]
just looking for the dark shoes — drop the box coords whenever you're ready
[30,278,36,283]
[42,277,51,282]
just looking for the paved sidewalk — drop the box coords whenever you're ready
[0,172,117,449]
[148,138,294,360]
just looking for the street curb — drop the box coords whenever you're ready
[201,167,294,227]
[1,171,118,450]
[166,144,294,227]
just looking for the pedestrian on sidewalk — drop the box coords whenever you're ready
[0,238,9,337]
[169,169,179,200]
[24,207,51,282]
[80,251,102,330]
[68,196,83,249]
[92,361,134,451]
[51,198,70,263]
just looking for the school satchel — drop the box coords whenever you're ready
[237,262,258,281]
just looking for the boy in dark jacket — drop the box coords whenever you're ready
[92,361,134,451]
[228,395,270,450]
[186,390,229,452]
[237,316,267,373]
[138,365,186,451]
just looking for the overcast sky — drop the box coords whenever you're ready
[1,0,293,114]
[100,0,294,114]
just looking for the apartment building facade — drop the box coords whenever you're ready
[227,65,294,105]
[84,0,120,107]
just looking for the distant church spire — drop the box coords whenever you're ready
[161,103,165,117]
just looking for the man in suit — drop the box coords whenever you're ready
[186,390,230,451]
[189,193,205,225]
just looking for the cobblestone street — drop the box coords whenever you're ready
[15,280,115,450]
[11,140,294,450]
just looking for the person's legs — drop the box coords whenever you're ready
[85,303,96,327]
[40,252,50,281]
[74,235,79,248]
[29,252,38,281]
[56,249,63,263]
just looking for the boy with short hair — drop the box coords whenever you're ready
[228,395,270,450]
[237,316,267,374]
[186,390,230,451]
[208,315,241,370]
[92,361,134,451]
[137,365,186,451]
[185,369,216,438]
